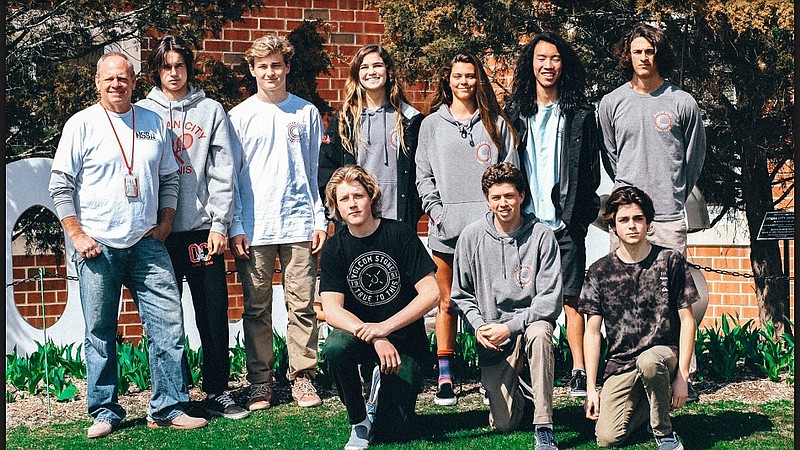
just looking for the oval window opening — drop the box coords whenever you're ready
[11,205,67,330]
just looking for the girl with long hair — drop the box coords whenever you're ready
[415,53,519,405]
[319,44,424,226]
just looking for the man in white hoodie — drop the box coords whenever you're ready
[452,162,562,450]
[137,35,247,420]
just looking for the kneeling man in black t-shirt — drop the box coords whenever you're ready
[319,165,439,449]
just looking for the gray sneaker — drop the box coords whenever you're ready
[344,423,372,449]
[534,426,559,450]
[655,432,684,450]
[247,382,272,411]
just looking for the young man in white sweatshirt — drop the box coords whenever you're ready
[228,35,327,411]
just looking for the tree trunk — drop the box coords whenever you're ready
[741,141,791,338]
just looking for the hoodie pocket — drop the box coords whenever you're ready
[434,201,489,242]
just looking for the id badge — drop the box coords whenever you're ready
[124,173,140,198]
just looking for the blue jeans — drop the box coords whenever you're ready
[76,237,189,424]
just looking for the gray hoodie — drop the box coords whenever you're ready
[416,104,520,253]
[451,211,563,338]
[137,87,235,234]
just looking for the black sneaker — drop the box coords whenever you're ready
[686,381,699,403]
[206,393,250,420]
[434,382,457,406]
[569,370,587,397]
[534,426,559,450]
[654,431,684,450]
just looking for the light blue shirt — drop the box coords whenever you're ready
[523,101,565,231]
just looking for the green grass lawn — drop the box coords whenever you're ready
[5,389,793,450]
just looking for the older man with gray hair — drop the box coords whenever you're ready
[49,51,207,438]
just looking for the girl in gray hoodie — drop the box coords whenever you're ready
[415,53,519,406]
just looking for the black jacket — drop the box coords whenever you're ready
[506,101,602,232]
[319,106,425,226]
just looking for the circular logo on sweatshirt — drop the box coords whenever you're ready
[476,142,493,163]
[515,265,533,287]
[287,122,304,142]
[653,111,673,131]
[389,129,400,151]
[348,251,401,306]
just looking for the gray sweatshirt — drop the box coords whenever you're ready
[137,86,235,234]
[451,211,563,338]
[598,81,706,222]
[416,104,520,253]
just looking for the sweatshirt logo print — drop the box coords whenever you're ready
[172,133,195,164]
[515,265,533,288]
[475,141,493,163]
[287,122,304,142]
[653,111,674,131]
[135,130,157,141]
[348,251,401,306]
[389,129,399,150]
[187,242,213,267]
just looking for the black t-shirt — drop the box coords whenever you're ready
[578,245,699,379]
[319,218,437,358]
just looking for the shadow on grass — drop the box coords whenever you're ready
[553,403,776,449]
[405,400,778,449]
[409,410,491,443]
[673,410,774,449]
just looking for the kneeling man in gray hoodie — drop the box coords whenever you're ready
[452,162,563,450]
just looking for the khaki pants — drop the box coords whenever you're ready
[595,345,678,447]
[480,320,554,432]
[237,242,319,383]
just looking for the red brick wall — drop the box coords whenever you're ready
[11,255,68,330]
[688,243,795,329]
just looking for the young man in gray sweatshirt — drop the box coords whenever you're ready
[451,162,563,450]
[598,24,706,255]
[137,35,247,420]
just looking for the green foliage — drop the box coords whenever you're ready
[695,313,795,383]
[5,341,81,402]
[229,333,247,380]
[184,338,203,387]
[116,337,151,394]
[757,319,794,383]
[272,331,290,385]
[370,0,545,85]
[287,19,334,115]
[314,328,333,390]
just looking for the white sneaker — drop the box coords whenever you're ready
[344,422,372,449]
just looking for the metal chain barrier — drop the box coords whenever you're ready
[687,262,794,281]
[5,269,279,287]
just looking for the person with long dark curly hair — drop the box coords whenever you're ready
[506,32,602,402]
[416,52,519,407]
